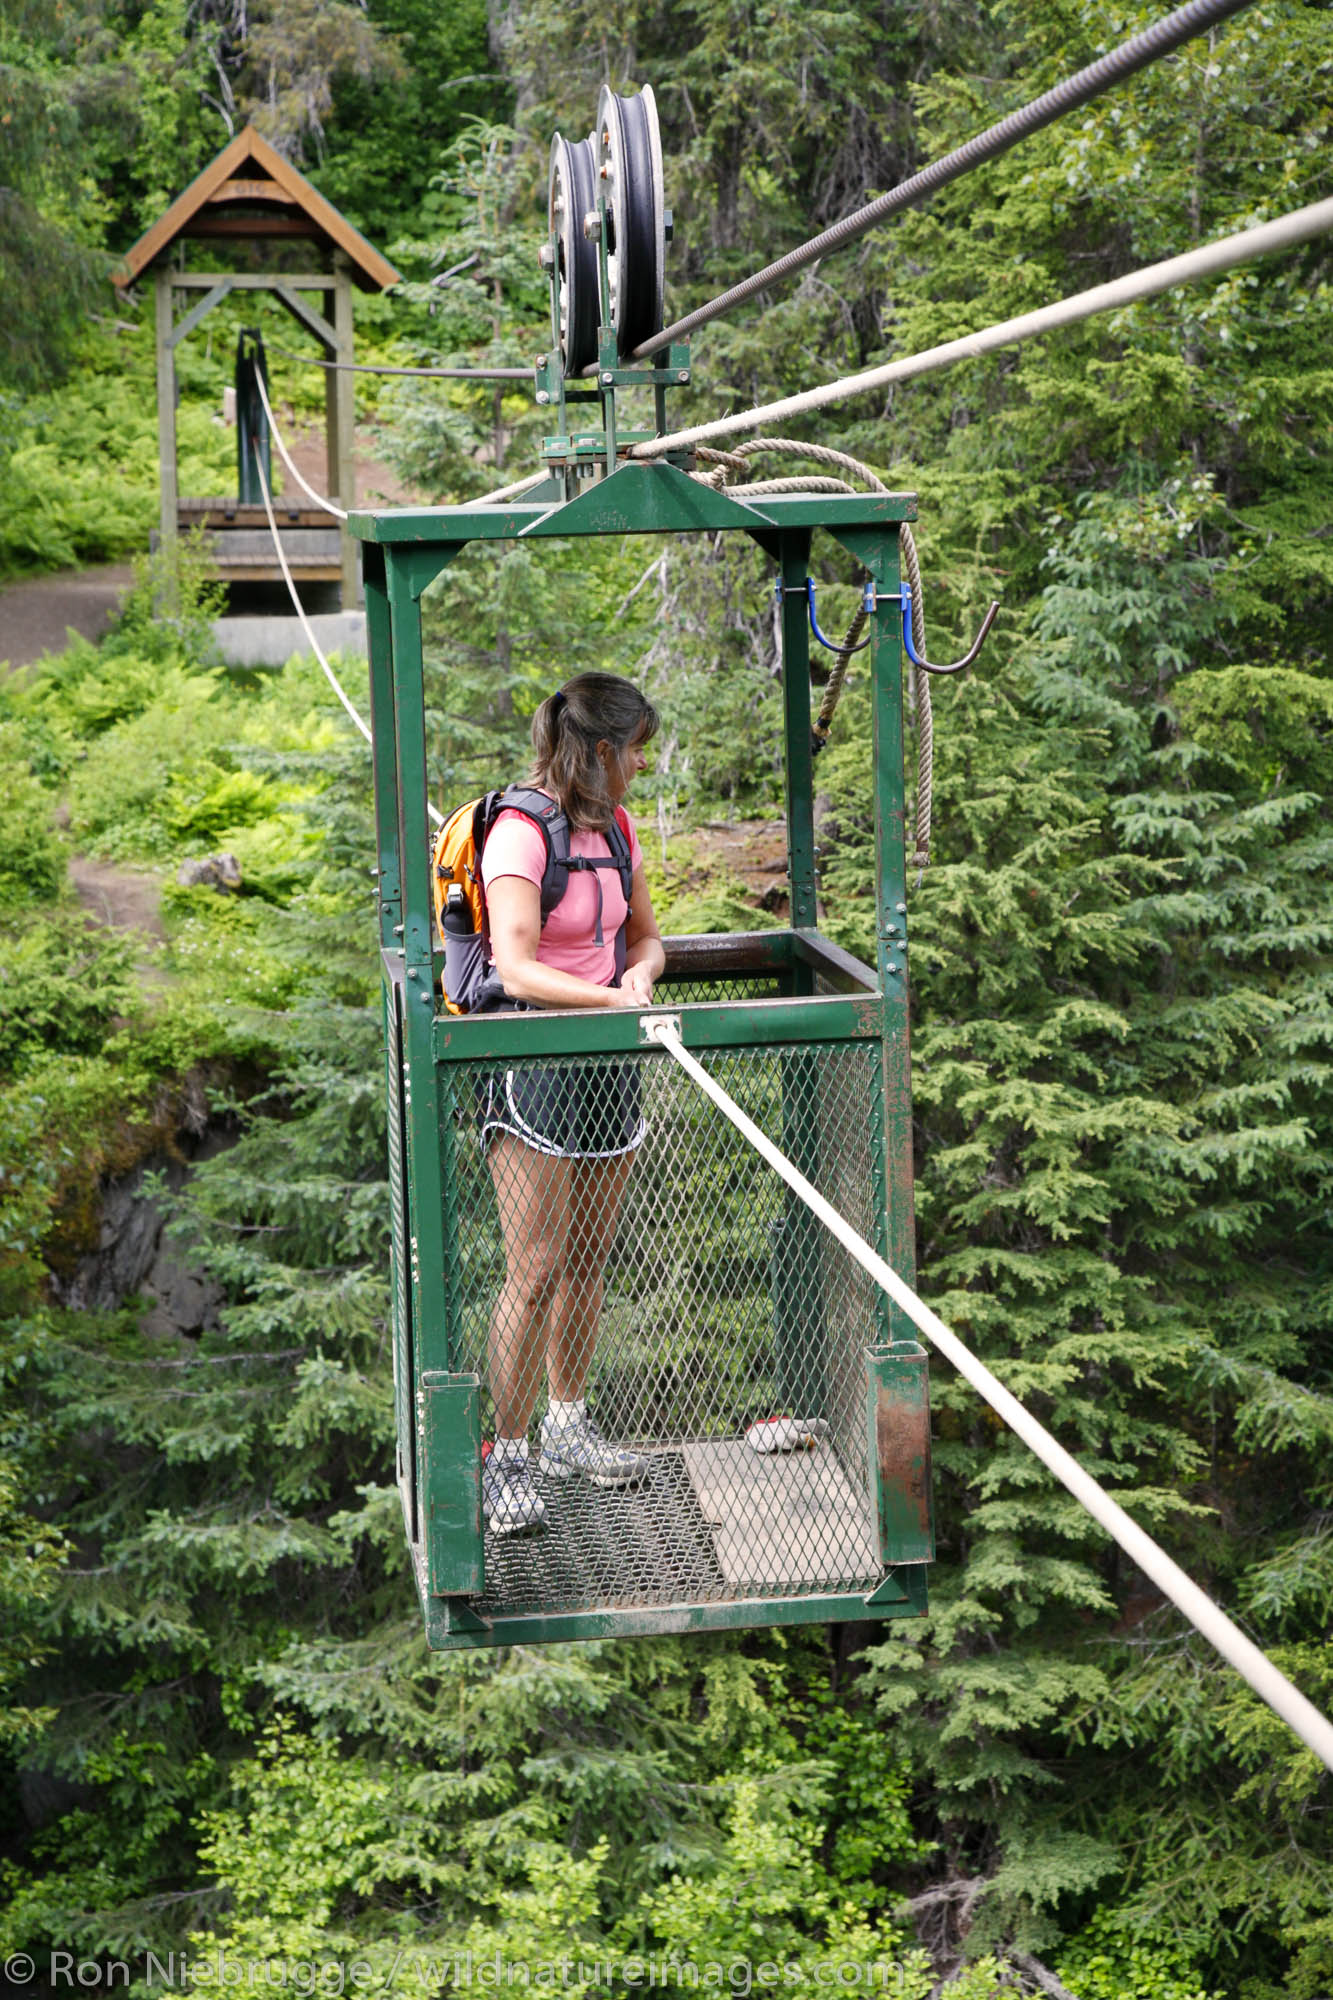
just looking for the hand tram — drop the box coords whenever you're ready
[351,85,934,1649]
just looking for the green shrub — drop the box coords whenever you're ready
[0,726,63,907]
[0,915,135,1078]
[1057,1911,1221,2000]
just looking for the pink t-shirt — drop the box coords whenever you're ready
[481,801,643,987]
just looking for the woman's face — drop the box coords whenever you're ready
[599,729,650,803]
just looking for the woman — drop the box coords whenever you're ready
[479,671,666,1535]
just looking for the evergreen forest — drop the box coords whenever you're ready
[1,0,1331,1994]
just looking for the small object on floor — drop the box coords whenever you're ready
[539,1408,651,1487]
[483,1443,547,1535]
[744,1415,830,1453]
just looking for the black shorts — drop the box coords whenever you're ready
[478,1062,646,1160]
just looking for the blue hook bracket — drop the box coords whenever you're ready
[774,578,873,656]
[863,583,1000,675]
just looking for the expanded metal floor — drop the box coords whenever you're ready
[478,1443,883,1617]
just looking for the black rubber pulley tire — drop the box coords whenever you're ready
[548,130,600,374]
[596,84,665,359]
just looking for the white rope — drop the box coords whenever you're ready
[251,369,348,521]
[465,469,550,507]
[630,197,1333,460]
[646,1020,1333,1774]
[254,360,544,516]
[248,444,445,830]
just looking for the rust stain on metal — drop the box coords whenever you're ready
[876,1379,932,1532]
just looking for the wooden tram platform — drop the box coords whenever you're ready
[113,124,400,611]
[174,499,343,584]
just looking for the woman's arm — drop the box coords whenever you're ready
[619,864,665,1005]
[486,875,642,1010]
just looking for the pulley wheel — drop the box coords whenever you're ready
[596,84,665,358]
[548,130,599,374]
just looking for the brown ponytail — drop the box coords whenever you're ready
[530,672,659,830]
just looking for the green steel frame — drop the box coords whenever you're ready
[352,463,933,1649]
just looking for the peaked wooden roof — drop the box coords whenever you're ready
[113,125,400,292]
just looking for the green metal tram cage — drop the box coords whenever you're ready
[353,462,934,1649]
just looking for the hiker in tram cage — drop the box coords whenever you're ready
[436,672,666,1536]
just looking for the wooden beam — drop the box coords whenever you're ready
[167,277,234,350]
[332,257,359,607]
[173,272,333,290]
[154,267,178,556]
[273,284,337,351]
[187,216,322,240]
[209,178,300,204]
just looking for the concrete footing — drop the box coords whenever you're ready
[212,612,367,667]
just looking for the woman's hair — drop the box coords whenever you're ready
[529,672,659,830]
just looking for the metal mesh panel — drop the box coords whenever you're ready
[443,1040,887,1612]
[384,983,417,1541]
[652,972,784,1006]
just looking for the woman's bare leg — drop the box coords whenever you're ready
[486,1133,574,1436]
[545,1151,635,1400]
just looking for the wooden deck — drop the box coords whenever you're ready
[176,499,342,582]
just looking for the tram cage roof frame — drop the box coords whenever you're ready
[352,464,935,1650]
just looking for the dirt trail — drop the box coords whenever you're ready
[276,415,421,510]
[67,856,167,944]
[0,564,135,671]
[688,818,790,913]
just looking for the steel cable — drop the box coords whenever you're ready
[633,0,1257,358]
[266,341,531,380]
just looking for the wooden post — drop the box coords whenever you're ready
[324,282,340,504]
[332,256,358,607]
[154,265,178,556]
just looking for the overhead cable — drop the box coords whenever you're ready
[464,468,551,506]
[266,342,531,380]
[253,362,545,515]
[632,0,1257,358]
[630,196,1333,457]
[646,1019,1333,1775]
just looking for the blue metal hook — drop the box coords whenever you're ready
[773,578,872,655]
[863,582,1000,675]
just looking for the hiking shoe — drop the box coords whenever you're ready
[538,1410,650,1488]
[483,1453,546,1535]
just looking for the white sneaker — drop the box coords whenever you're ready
[483,1452,547,1534]
[539,1410,650,1488]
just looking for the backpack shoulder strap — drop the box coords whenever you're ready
[608,805,635,903]
[486,784,571,923]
